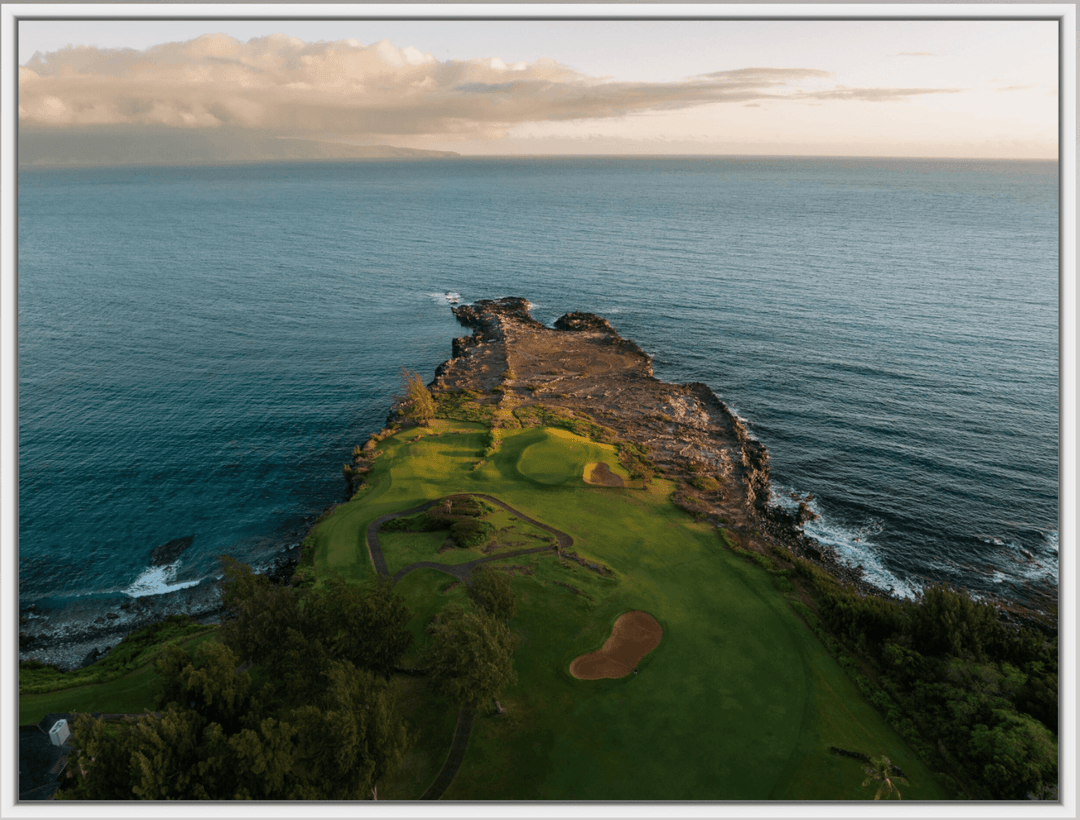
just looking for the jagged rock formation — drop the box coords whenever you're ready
[428,297,874,591]
[433,298,766,510]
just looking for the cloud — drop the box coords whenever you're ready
[18,34,965,142]
[798,86,962,102]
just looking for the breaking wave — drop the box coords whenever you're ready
[124,562,204,598]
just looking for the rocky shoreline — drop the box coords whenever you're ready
[434,297,880,596]
[19,542,302,672]
[21,296,1034,673]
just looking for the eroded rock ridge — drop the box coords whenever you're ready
[428,297,855,581]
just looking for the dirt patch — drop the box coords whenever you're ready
[584,461,624,487]
[569,611,663,680]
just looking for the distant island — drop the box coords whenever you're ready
[18,127,460,168]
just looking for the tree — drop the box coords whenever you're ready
[62,638,411,799]
[216,558,413,683]
[908,584,1001,659]
[424,605,518,711]
[467,565,517,623]
[303,575,413,680]
[970,709,1058,799]
[217,555,301,668]
[285,660,411,800]
[861,755,907,800]
[398,368,436,425]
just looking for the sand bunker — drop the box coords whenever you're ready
[569,611,662,679]
[583,461,624,487]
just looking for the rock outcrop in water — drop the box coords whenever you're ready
[150,535,194,566]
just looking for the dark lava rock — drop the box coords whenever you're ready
[452,296,539,330]
[553,312,617,334]
[797,502,820,524]
[106,612,120,620]
[80,648,101,668]
[150,535,194,566]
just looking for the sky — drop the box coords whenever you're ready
[16,17,1061,158]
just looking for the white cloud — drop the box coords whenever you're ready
[19,34,966,143]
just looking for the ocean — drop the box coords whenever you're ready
[18,156,1059,659]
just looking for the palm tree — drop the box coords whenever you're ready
[862,755,907,800]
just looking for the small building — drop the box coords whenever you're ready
[19,713,74,800]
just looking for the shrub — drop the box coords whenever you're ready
[450,518,495,548]
[690,476,720,493]
[433,390,494,424]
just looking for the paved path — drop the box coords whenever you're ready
[367,493,574,586]
[392,546,552,585]
[419,707,476,800]
[368,493,572,800]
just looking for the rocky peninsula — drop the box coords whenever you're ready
[18,297,872,671]
[431,296,871,591]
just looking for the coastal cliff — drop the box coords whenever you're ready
[429,297,866,589]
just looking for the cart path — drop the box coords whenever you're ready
[419,707,476,800]
[366,493,574,585]
[368,493,573,800]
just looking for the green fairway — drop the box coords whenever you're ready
[310,421,952,800]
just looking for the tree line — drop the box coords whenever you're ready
[60,559,518,800]
[782,550,1058,800]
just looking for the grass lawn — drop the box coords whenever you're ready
[19,631,218,726]
[310,421,953,800]
[378,507,556,577]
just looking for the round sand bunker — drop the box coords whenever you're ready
[569,611,662,680]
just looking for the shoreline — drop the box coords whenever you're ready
[21,297,1055,670]
[434,298,1056,627]
[19,542,302,673]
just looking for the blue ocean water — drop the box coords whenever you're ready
[18,157,1058,621]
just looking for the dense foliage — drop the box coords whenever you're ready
[63,642,409,799]
[60,560,416,799]
[778,550,1058,800]
[449,518,496,548]
[423,604,519,712]
[217,557,413,680]
[380,496,495,549]
[467,566,517,623]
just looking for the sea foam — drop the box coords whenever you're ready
[124,562,203,598]
[771,484,920,599]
